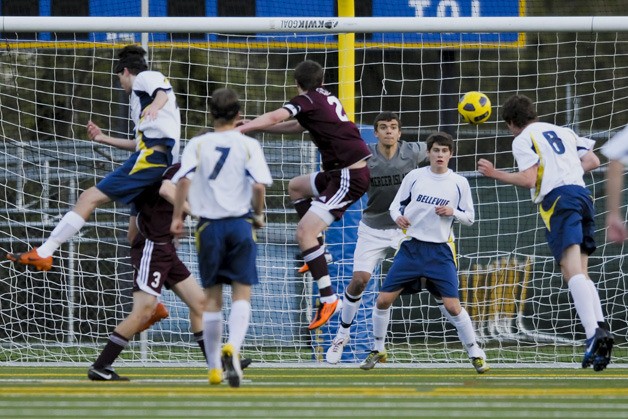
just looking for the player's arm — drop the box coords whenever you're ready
[237,108,304,134]
[389,176,414,229]
[250,183,267,229]
[171,177,191,238]
[87,120,137,151]
[142,90,169,121]
[477,158,538,189]
[580,150,600,173]
[452,179,475,226]
[606,159,627,243]
[159,180,191,215]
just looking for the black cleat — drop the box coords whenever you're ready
[87,365,130,381]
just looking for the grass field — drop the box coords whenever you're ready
[1,365,627,418]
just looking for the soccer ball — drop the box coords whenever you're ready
[458,91,492,125]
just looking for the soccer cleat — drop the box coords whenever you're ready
[87,365,129,381]
[308,298,342,330]
[298,250,333,274]
[471,357,490,374]
[582,327,613,370]
[138,302,169,333]
[592,328,614,372]
[240,357,253,370]
[6,248,53,271]
[326,335,350,364]
[209,368,222,385]
[359,350,387,370]
[221,343,243,388]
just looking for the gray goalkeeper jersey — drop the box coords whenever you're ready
[362,140,427,229]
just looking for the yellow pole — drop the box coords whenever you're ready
[337,0,355,121]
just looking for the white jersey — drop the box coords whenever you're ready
[601,125,628,166]
[173,130,273,219]
[389,166,474,243]
[130,71,181,163]
[512,121,595,204]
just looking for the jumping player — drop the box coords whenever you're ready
[7,45,181,273]
[237,60,372,330]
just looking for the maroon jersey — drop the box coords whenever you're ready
[132,163,182,245]
[284,87,371,171]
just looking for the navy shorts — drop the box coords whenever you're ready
[96,149,170,205]
[539,185,596,263]
[130,238,191,297]
[312,165,370,221]
[381,238,460,299]
[195,217,259,288]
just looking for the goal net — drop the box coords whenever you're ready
[0,11,627,366]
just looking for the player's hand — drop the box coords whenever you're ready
[87,120,105,142]
[477,158,495,177]
[251,213,265,229]
[170,219,184,238]
[141,105,159,121]
[435,205,453,217]
[606,214,628,243]
[395,215,411,230]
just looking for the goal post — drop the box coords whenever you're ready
[0,16,627,366]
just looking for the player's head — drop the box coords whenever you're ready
[209,87,241,127]
[426,132,454,152]
[113,45,148,75]
[294,60,324,91]
[501,94,538,129]
[373,112,401,147]
[426,132,454,172]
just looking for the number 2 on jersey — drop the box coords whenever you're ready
[208,146,231,180]
[327,96,349,122]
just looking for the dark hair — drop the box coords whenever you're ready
[426,132,454,152]
[113,45,148,74]
[501,94,538,128]
[294,60,324,91]
[209,88,241,123]
[373,111,401,130]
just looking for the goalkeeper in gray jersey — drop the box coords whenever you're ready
[326,112,427,364]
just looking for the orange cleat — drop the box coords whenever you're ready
[138,302,169,332]
[308,298,342,330]
[6,248,53,271]
[297,263,310,274]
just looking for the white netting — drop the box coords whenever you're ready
[0,22,627,366]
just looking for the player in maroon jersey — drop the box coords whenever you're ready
[88,164,207,381]
[237,60,371,330]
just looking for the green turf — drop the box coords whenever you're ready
[1,366,627,418]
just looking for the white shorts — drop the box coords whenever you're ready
[352,221,407,274]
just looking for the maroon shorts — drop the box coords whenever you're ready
[130,238,191,296]
[312,165,370,222]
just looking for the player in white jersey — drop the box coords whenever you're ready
[601,125,628,243]
[7,45,182,274]
[360,132,489,373]
[478,94,613,371]
[171,88,272,388]
[326,112,426,364]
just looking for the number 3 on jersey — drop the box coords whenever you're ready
[208,146,231,180]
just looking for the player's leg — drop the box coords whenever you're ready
[202,285,224,385]
[325,271,370,364]
[171,275,207,356]
[360,291,397,370]
[6,186,109,271]
[220,282,252,388]
[438,296,489,373]
[88,290,157,381]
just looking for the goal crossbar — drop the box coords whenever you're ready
[2,16,628,33]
